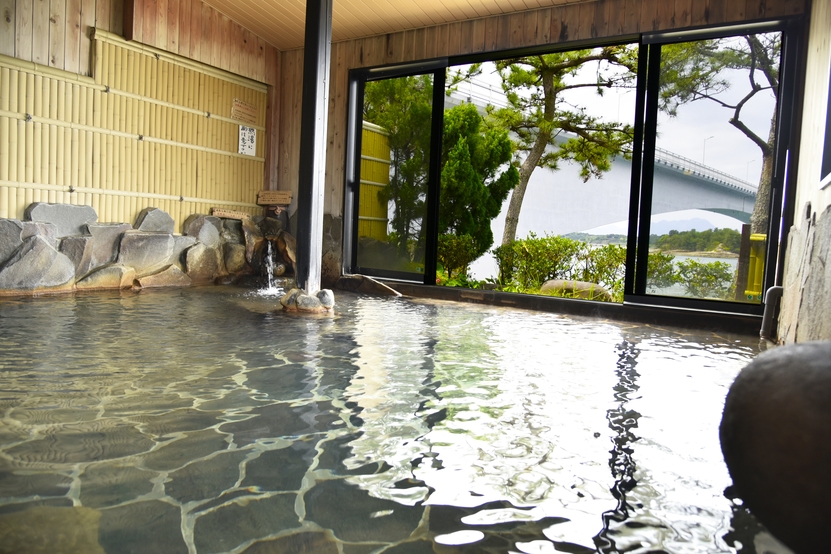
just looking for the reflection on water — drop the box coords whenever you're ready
[0,287,786,553]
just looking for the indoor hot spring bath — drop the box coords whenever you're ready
[0,286,788,553]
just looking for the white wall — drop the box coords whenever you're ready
[779,0,831,342]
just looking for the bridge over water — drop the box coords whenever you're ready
[492,144,758,240]
[445,92,759,239]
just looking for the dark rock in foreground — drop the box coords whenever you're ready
[720,341,831,554]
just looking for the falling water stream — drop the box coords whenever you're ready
[259,241,283,297]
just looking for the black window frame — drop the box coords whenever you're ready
[342,17,805,318]
[625,18,803,316]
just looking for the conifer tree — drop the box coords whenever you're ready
[489,46,639,246]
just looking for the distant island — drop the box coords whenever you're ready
[564,232,628,245]
[566,228,743,255]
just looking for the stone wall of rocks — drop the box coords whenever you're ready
[779,204,831,341]
[0,203,297,296]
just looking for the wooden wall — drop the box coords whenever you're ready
[0,0,281,205]
[278,0,807,219]
[0,0,280,84]
[0,32,268,228]
[122,0,278,86]
[0,0,124,76]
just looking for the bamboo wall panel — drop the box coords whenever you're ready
[278,0,806,219]
[0,31,268,229]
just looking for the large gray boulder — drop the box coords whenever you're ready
[136,266,192,288]
[540,279,613,302]
[241,218,264,265]
[22,221,59,248]
[220,219,244,245]
[76,264,136,290]
[169,236,198,268]
[0,219,26,264]
[223,243,248,274]
[280,288,334,313]
[59,235,96,278]
[184,243,223,283]
[0,236,75,291]
[134,207,175,233]
[117,231,175,277]
[720,341,831,554]
[1,219,59,265]
[24,203,97,238]
[183,215,222,249]
[87,223,132,267]
[259,216,283,239]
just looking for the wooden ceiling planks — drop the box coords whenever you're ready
[200,0,591,51]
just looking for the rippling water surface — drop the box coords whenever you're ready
[0,287,784,553]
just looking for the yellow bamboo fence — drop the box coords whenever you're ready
[359,121,390,241]
[0,30,267,231]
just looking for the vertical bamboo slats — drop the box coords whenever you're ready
[0,29,267,227]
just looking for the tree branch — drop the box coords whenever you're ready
[729,117,772,155]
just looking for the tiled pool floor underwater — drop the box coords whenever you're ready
[0,287,789,553]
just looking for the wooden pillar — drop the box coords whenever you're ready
[295,0,332,294]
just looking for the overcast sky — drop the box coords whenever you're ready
[457,48,777,185]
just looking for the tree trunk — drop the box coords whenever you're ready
[501,140,549,246]
[501,69,555,247]
[750,115,776,235]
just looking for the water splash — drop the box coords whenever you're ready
[259,241,284,297]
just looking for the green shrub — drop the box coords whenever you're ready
[574,243,626,300]
[493,234,625,301]
[437,234,477,279]
[675,258,734,299]
[647,251,678,291]
[493,233,583,291]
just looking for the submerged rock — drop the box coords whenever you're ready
[720,341,831,554]
[317,289,335,309]
[280,288,334,313]
[0,506,105,554]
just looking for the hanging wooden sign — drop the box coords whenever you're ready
[231,98,259,125]
[257,190,293,205]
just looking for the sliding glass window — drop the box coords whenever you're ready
[343,19,800,317]
[628,21,798,315]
